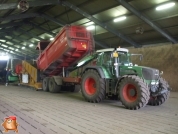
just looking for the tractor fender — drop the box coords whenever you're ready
[82,66,105,78]
[114,75,128,93]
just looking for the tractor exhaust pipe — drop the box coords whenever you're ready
[113,48,119,78]
[114,57,119,78]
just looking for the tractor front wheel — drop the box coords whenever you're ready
[118,75,150,110]
[81,69,105,103]
[148,78,170,106]
[49,77,61,93]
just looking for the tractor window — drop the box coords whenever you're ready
[119,53,130,65]
[102,52,113,65]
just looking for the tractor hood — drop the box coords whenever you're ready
[121,65,160,80]
[141,66,160,80]
[71,53,97,70]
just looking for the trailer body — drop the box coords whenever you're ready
[36,25,94,76]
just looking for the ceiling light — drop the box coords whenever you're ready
[22,47,25,49]
[50,38,54,41]
[29,44,34,47]
[86,25,95,30]
[10,51,13,53]
[156,2,175,11]
[15,49,18,51]
[2,45,8,47]
[113,16,127,22]
[86,22,94,26]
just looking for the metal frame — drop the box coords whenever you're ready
[61,1,140,48]
[116,0,177,44]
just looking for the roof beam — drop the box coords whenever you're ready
[0,13,39,22]
[28,22,56,36]
[0,37,37,56]
[0,21,24,28]
[61,1,140,47]
[0,0,60,10]
[41,14,64,27]
[0,48,25,59]
[116,0,177,44]
[0,41,33,58]
[18,28,44,41]
[94,41,108,49]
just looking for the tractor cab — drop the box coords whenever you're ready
[95,48,132,78]
[96,48,130,65]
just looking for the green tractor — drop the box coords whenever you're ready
[77,48,170,110]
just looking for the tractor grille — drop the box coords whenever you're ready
[142,67,159,80]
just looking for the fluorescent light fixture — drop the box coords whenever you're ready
[113,16,127,22]
[86,22,94,26]
[2,45,8,47]
[0,55,9,60]
[22,47,25,49]
[15,49,18,51]
[10,51,13,53]
[50,38,54,41]
[156,2,175,10]
[86,25,95,30]
[29,44,34,47]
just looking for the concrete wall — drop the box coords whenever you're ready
[128,44,178,92]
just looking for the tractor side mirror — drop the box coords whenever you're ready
[140,55,143,61]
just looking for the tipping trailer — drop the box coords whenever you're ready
[35,25,94,92]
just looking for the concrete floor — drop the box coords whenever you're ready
[0,85,178,134]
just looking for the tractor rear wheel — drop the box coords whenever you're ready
[49,77,61,93]
[42,77,49,92]
[148,78,170,106]
[118,75,150,110]
[81,69,105,103]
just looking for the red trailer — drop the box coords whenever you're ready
[35,25,94,92]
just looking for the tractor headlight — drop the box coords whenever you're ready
[151,81,159,85]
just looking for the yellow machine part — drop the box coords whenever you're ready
[21,61,42,90]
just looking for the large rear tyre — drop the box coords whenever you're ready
[42,77,49,92]
[118,75,150,110]
[81,69,105,103]
[49,77,61,93]
[148,78,170,106]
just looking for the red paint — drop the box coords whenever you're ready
[15,64,22,75]
[84,78,96,95]
[36,25,94,76]
[123,84,137,102]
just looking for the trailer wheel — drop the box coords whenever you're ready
[148,78,170,106]
[49,77,61,93]
[42,77,49,92]
[81,69,105,103]
[118,75,150,110]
